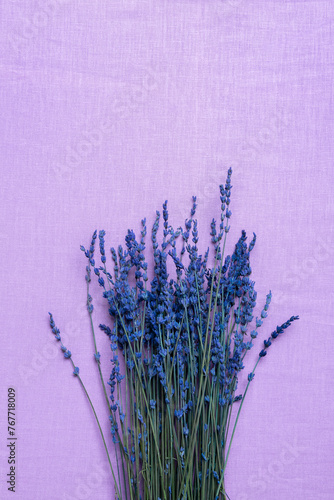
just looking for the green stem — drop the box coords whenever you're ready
[69,358,121,499]
[215,357,261,498]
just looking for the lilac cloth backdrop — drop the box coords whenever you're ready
[0,1,333,499]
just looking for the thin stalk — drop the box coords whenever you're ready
[215,357,261,498]
[68,358,121,499]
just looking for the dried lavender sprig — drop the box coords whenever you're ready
[221,289,273,473]
[48,313,122,499]
[215,314,300,498]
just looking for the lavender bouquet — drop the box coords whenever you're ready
[49,168,298,500]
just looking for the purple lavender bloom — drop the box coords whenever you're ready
[264,338,272,348]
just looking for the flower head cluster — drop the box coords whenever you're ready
[259,315,299,358]
[48,313,79,374]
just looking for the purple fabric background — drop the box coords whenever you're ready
[0,1,333,499]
